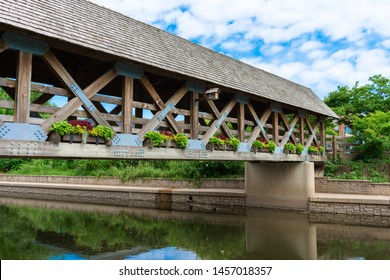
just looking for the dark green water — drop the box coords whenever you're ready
[0,197,389,260]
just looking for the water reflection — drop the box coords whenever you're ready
[0,197,389,260]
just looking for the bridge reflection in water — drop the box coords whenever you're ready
[1,197,389,260]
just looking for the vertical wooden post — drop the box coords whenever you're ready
[190,92,199,139]
[122,76,133,134]
[135,108,143,129]
[320,119,326,147]
[272,112,279,145]
[332,135,337,158]
[238,103,245,141]
[14,51,32,123]
[299,117,305,144]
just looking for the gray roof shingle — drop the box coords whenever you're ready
[0,0,337,118]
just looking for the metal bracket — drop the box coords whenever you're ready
[69,83,96,113]
[115,62,144,79]
[2,32,49,55]
[0,123,47,141]
[186,80,206,93]
[215,112,227,129]
[237,142,251,153]
[235,93,249,104]
[157,102,174,121]
[112,134,143,147]
[273,147,283,155]
[186,139,206,150]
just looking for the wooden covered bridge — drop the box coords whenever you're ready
[0,0,337,163]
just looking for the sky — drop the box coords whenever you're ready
[89,0,390,100]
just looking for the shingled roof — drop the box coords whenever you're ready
[0,0,337,118]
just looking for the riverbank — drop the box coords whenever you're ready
[0,175,389,216]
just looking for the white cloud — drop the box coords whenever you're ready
[89,0,390,99]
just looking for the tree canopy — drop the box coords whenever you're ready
[324,74,390,159]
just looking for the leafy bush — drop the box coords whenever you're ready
[209,136,224,146]
[295,143,305,155]
[266,140,276,153]
[144,131,165,147]
[284,142,296,153]
[308,145,318,154]
[50,121,73,136]
[252,139,266,149]
[173,134,188,149]
[225,137,240,150]
[90,125,113,141]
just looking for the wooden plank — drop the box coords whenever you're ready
[202,99,237,145]
[14,51,32,123]
[272,111,279,145]
[0,39,8,53]
[206,99,234,138]
[137,84,188,140]
[139,74,182,133]
[279,113,299,147]
[190,91,199,139]
[41,51,117,132]
[320,119,326,147]
[238,103,245,141]
[122,76,134,134]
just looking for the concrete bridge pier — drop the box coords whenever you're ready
[245,162,315,211]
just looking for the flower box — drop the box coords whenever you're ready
[63,134,105,144]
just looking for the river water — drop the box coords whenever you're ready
[0,197,389,260]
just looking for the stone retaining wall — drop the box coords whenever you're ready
[309,201,390,216]
[0,174,245,189]
[0,184,246,215]
[315,177,390,196]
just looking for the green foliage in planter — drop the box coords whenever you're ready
[91,125,113,141]
[252,140,266,149]
[295,143,305,155]
[319,146,325,153]
[50,121,72,136]
[308,145,318,154]
[144,131,165,147]
[284,142,296,153]
[267,140,277,153]
[173,134,188,149]
[208,136,224,146]
[225,137,240,150]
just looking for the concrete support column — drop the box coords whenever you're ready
[245,162,315,211]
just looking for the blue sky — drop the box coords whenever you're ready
[90,0,390,100]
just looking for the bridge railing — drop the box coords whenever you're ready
[325,135,359,160]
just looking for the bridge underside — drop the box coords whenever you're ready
[0,30,327,162]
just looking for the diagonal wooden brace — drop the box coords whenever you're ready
[138,84,188,140]
[206,99,234,139]
[41,51,117,133]
[246,102,272,146]
[304,117,321,149]
[139,75,183,134]
[279,113,299,147]
[202,99,237,145]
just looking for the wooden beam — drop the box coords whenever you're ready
[246,105,272,146]
[41,51,117,132]
[0,39,9,53]
[320,119,326,147]
[135,108,143,129]
[206,99,234,139]
[279,111,298,145]
[122,76,134,134]
[190,91,199,139]
[272,112,279,145]
[304,117,321,149]
[238,103,245,141]
[139,74,182,133]
[279,113,299,147]
[14,51,32,123]
[202,99,237,145]
[299,117,305,144]
[138,84,188,140]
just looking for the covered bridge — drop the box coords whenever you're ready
[0,0,337,161]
